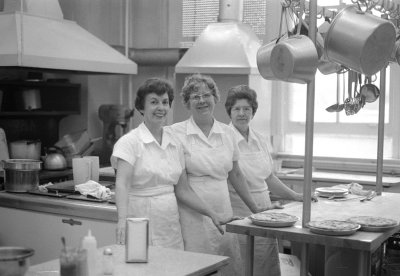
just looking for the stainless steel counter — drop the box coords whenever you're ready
[0,190,117,222]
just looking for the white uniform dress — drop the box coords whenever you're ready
[111,123,184,250]
[228,123,281,276]
[168,117,243,276]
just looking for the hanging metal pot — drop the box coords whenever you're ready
[270,34,318,84]
[324,5,396,76]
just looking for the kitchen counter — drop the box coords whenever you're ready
[26,244,230,276]
[0,190,117,222]
[227,192,400,276]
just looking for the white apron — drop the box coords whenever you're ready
[229,150,281,276]
[179,127,243,276]
[128,185,184,250]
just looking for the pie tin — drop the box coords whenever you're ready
[250,213,299,228]
[346,216,399,232]
[307,220,361,236]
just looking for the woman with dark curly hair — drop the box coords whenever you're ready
[168,74,269,276]
[225,84,308,276]
[111,78,226,248]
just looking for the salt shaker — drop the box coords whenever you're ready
[103,248,114,275]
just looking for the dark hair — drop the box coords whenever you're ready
[134,78,174,112]
[225,85,258,117]
[181,74,220,108]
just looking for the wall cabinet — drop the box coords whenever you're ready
[0,207,116,265]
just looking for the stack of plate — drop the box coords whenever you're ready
[249,212,299,228]
[347,216,399,232]
[307,220,360,236]
[315,187,349,198]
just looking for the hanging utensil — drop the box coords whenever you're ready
[360,75,380,103]
[325,73,344,112]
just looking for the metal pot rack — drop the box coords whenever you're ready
[276,0,393,275]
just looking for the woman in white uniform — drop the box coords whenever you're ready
[111,78,226,248]
[169,74,268,276]
[225,85,307,276]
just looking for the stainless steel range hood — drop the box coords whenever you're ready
[175,0,261,74]
[0,0,137,74]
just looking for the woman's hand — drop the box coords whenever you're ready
[116,219,126,245]
[210,214,244,235]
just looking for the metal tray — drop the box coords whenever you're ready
[359,224,399,232]
[66,194,107,202]
[28,190,69,198]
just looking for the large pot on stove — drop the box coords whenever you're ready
[2,159,42,192]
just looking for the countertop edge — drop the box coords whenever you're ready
[0,191,117,222]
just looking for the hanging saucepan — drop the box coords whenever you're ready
[324,5,396,76]
[390,37,400,65]
[270,34,319,84]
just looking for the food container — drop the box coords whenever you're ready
[324,5,396,76]
[3,159,42,192]
[0,246,34,276]
[9,140,41,160]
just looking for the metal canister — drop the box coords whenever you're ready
[125,218,149,263]
[3,159,42,192]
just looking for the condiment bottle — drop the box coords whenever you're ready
[103,248,114,275]
[81,230,97,276]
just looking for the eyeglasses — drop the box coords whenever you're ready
[189,92,213,102]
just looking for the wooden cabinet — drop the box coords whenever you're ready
[0,206,116,265]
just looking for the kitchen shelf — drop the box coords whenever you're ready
[0,80,81,114]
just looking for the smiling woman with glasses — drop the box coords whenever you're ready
[167,74,271,276]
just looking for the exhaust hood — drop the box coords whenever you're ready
[0,0,137,74]
[175,0,261,75]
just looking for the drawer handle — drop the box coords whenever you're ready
[62,218,82,226]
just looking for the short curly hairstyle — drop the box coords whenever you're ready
[134,78,174,112]
[181,74,220,109]
[225,85,258,117]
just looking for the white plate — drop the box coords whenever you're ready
[315,187,348,194]
[316,191,349,198]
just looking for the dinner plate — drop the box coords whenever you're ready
[307,220,361,236]
[315,187,349,198]
[316,191,349,198]
[346,216,399,232]
[250,212,299,228]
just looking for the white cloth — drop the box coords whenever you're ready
[75,180,112,199]
[111,123,184,250]
[229,123,281,276]
[168,117,243,276]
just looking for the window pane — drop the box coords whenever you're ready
[285,133,393,158]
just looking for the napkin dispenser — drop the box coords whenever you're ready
[125,218,149,263]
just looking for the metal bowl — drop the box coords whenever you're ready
[0,247,34,276]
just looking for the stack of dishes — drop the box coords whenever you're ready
[307,220,361,236]
[249,212,299,228]
[315,187,349,198]
[346,216,399,232]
